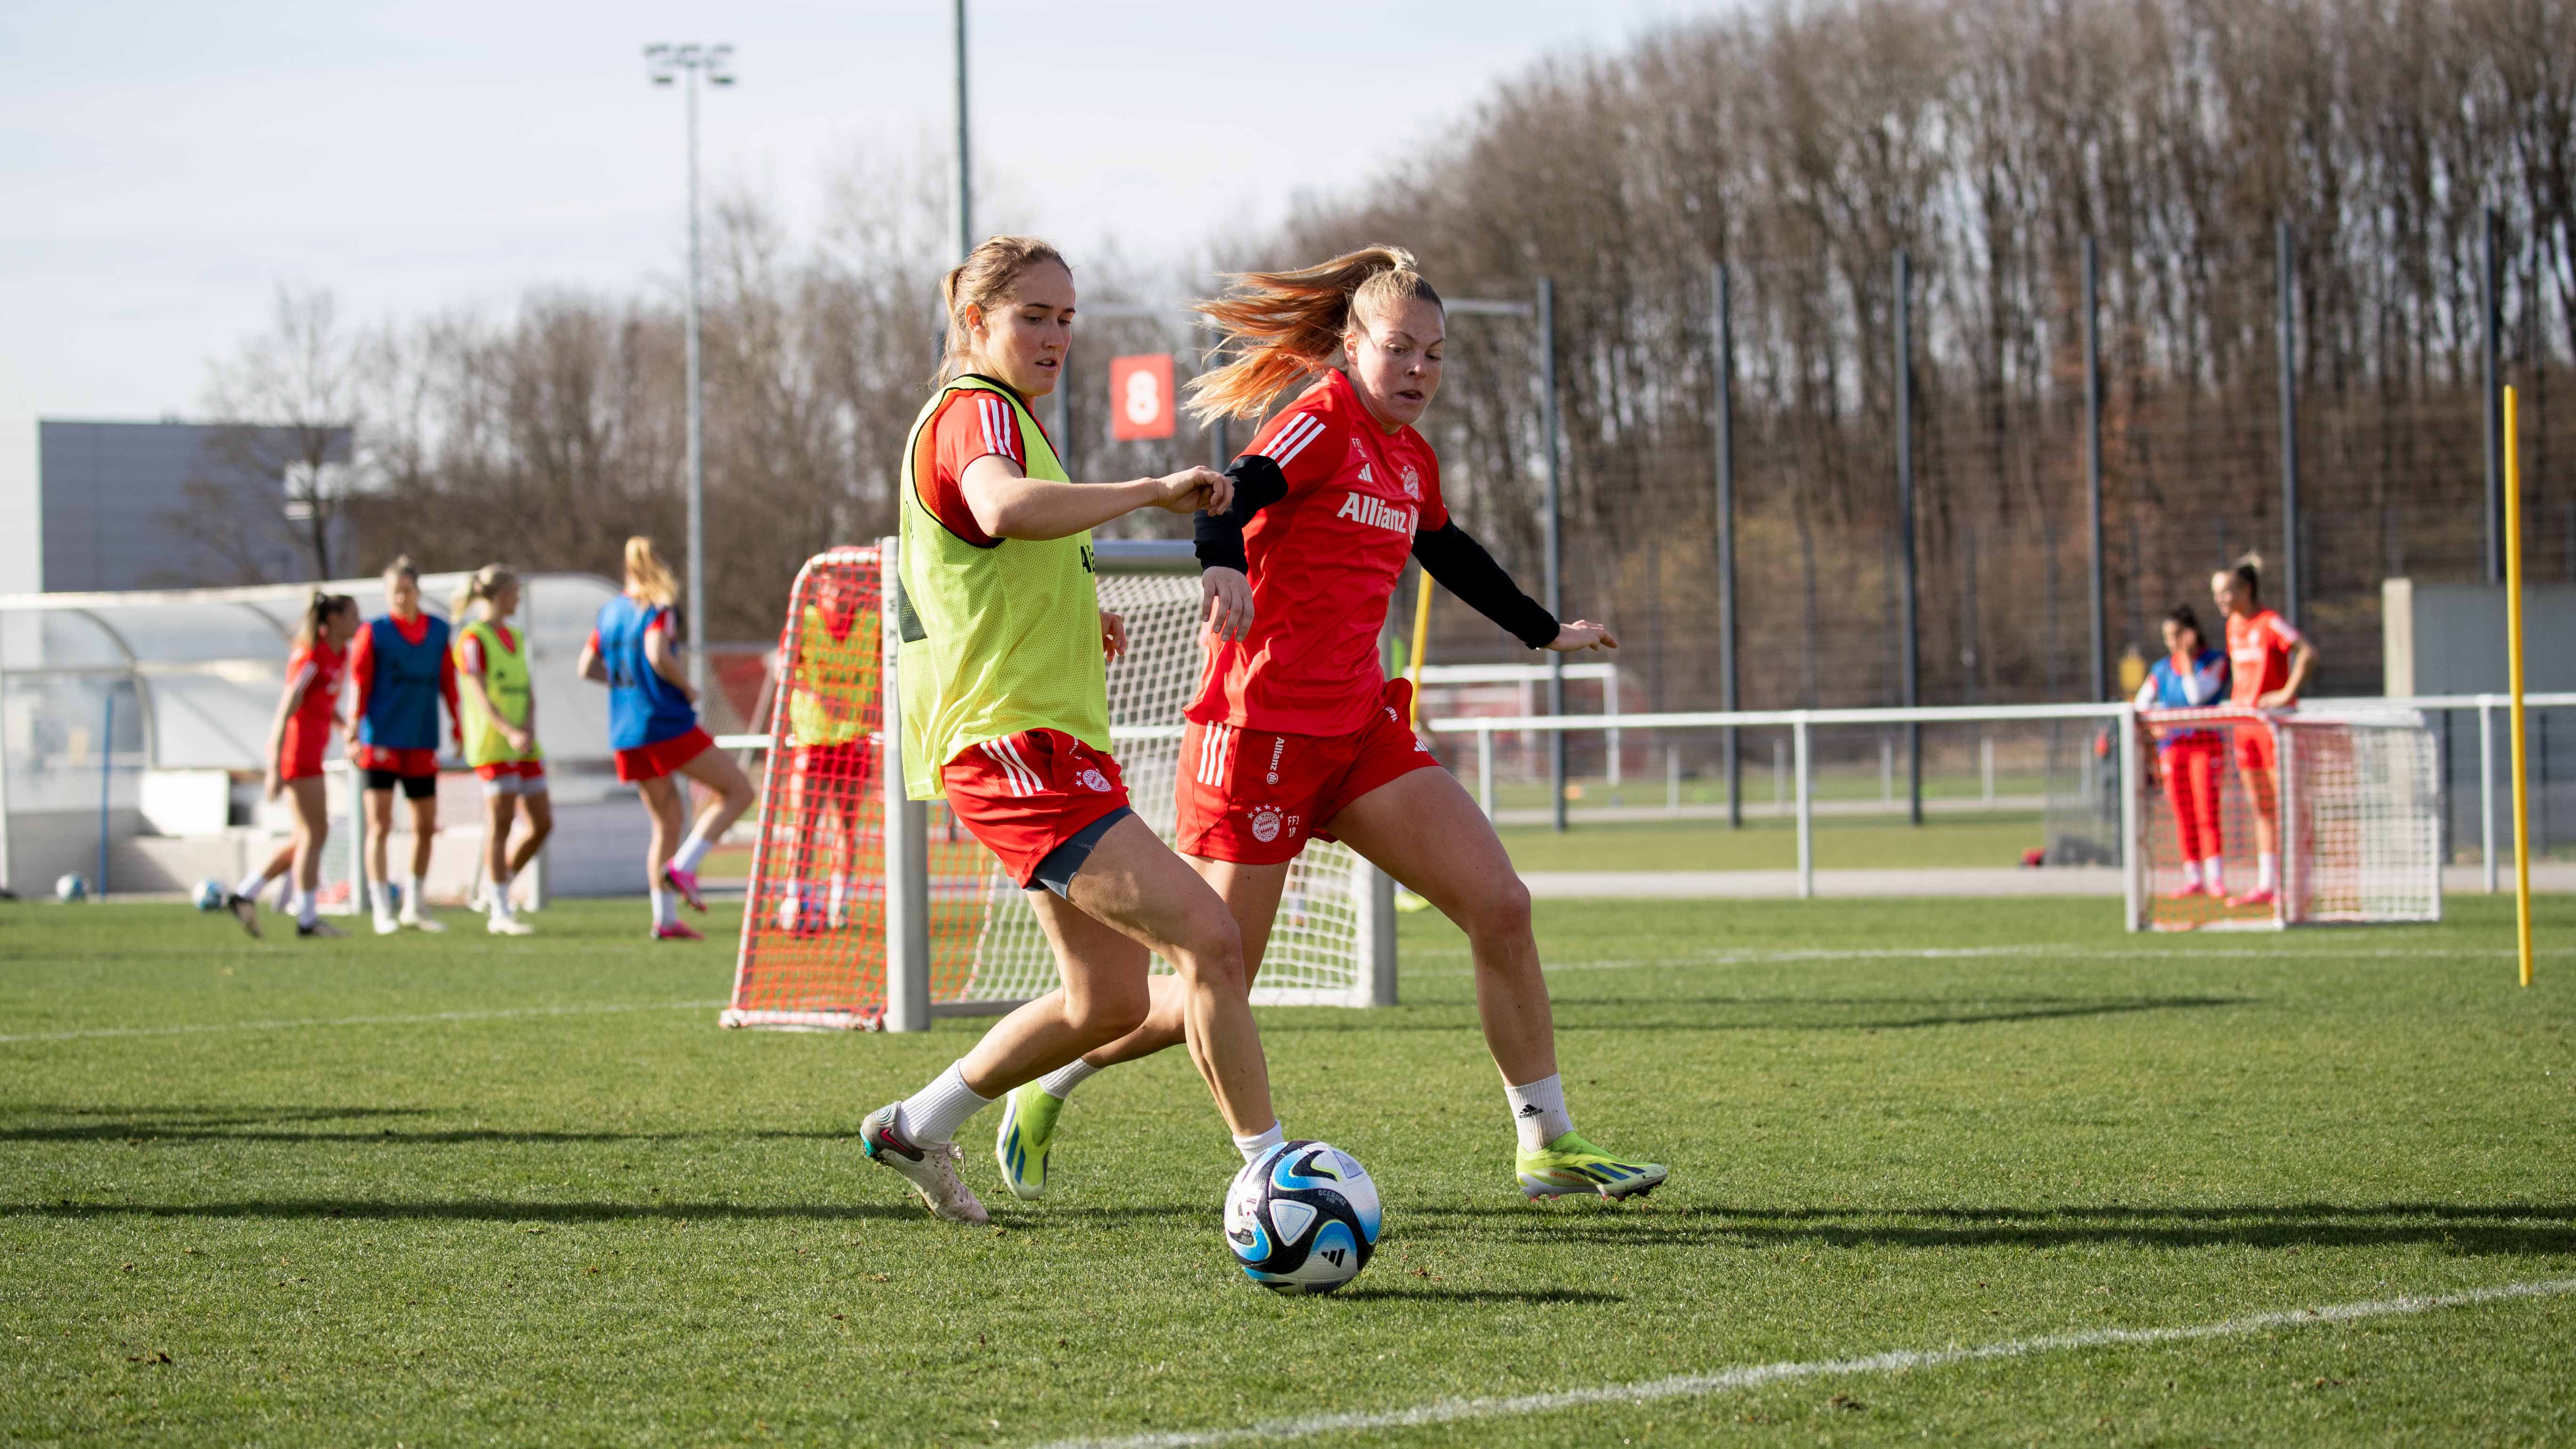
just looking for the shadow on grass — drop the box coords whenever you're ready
[1264,995,2251,1033]
[1409,1201,2576,1256]
[0,1103,864,1148]
[1328,1286,1626,1304]
[0,1196,1191,1226]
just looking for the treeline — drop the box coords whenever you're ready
[201,0,2575,697]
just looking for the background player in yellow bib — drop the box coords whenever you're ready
[859,236,1290,1226]
[452,565,551,936]
[775,570,879,934]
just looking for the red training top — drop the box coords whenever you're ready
[911,381,1047,547]
[1187,369,1449,738]
[348,612,461,745]
[279,638,347,763]
[2225,608,2303,706]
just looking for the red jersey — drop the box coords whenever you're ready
[1188,370,1450,737]
[911,381,1042,547]
[278,638,346,776]
[2225,608,2302,706]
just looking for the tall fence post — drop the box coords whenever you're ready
[1539,276,1568,833]
[1793,714,1813,900]
[1713,261,1741,829]
[2483,208,2507,586]
[2118,701,2143,931]
[1894,249,1922,825]
[879,536,931,1032]
[2084,235,2108,702]
[2277,219,2302,629]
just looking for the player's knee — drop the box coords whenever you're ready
[1065,982,1150,1044]
[1171,911,1248,994]
[1466,876,1534,944]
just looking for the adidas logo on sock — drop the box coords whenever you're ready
[1517,1104,1544,1117]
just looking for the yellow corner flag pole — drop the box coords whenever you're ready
[1406,568,1433,729]
[2505,385,2534,987]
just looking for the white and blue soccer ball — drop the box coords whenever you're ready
[54,873,88,903]
[1224,1139,1381,1295]
[193,879,229,912]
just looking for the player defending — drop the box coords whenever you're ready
[997,246,1667,1203]
[577,537,756,942]
[350,556,458,934]
[224,591,360,939]
[860,235,1282,1225]
[2212,554,2319,908]
[777,568,877,933]
[2134,604,2230,898]
[453,565,551,935]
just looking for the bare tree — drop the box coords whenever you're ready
[187,284,367,581]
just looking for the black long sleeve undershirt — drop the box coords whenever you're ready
[1194,453,1560,651]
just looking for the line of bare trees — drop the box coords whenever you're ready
[197,0,2574,701]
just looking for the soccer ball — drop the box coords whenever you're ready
[1224,1140,1381,1294]
[54,874,88,903]
[193,879,229,912]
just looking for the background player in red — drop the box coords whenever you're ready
[223,591,359,939]
[348,555,461,934]
[2133,604,2230,898]
[2212,553,2320,907]
[774,567,877,934]
[994,246,1666,1205]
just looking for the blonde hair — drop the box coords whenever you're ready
[624,536,680,609]
[936,235,1070,385]
[2224,551,2264,600]
[1186,245,1443,422]
[451,564,520,620]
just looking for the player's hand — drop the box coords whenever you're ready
[2254,690,2293,709]
[1546,620,1619,652]
[1201,567,1255,643]
[1101,611,1128,663]
[265,771,281,803]
[503,725,532,754]
[1151,466,1232,516]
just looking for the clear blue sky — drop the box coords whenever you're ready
[0,0,1724,440]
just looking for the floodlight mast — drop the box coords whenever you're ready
[643,41,733,696]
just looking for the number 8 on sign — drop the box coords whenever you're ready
[1109,353,1176,441]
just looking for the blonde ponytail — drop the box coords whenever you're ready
[936,235,1070,385]
[624,536,680,609]
[1186,245,1442,422]
[451,563,519,620]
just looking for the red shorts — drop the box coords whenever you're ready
[354,744,438,777]
[616,725,714,783]
[475,760,547,782]
[2233,720,2278,775]
[280,728,330,782]
[797,738,877,784]
[942,729,1132,888]
[1177,679,1439,865]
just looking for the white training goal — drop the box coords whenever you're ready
[723,539,1393,1031]
[2132,706,2441,931]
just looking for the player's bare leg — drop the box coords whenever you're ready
[362,787,400,934]
[638,776,696,939]
[508,790,552,877]
[2231,764,2282,906]
[397,792,443,931]
[1076,857,1290,1067]
[481,790,535,935]
[660,748,753,914]
[284,775,343,938]
[1329,765,1665,1200]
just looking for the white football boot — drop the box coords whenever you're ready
[861,1103,989,1224]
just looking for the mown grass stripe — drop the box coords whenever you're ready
[1035,1278,2576,1449]
[0,1000,729,1044]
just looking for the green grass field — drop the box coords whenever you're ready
[1493,812,2047,873]
[4,894,2573,1446]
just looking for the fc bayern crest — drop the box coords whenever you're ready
[1249,805,1284,843]
[1078,768,1113,794]
[1399,462,1422,499]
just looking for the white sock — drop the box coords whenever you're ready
[405,875,428,917]
[489,872,516,920]
[235,869,273,900]
[1505,1073,1575,1153]
[672,825,716,876]
[651,886,676,927]
[296,889,319,928]
[829,873,849,918]
[2179,858,2202,888]
[370,881,396,921]
[1232,1121,1286,1165]
[2257,852,2278,891]
[896,1060,992,1145]
[1038,1058,1099,1100]
[2204,858,2226,892]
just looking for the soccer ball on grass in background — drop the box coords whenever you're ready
[1224,1140,1381,1294]
[55,874,88,903]
[193,879,228,912]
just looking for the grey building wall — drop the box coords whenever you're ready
[35,420,353,591]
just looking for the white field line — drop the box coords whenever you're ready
[1413,942,2571,978]
[0,1000,730,1045]
[1034,1277,2576,1449]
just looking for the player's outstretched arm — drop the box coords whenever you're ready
[1410,519,1617,652]
[961,455,1231,542]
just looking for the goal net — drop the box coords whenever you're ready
[2132,706,2440,930]
[724,541,1381,1030]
